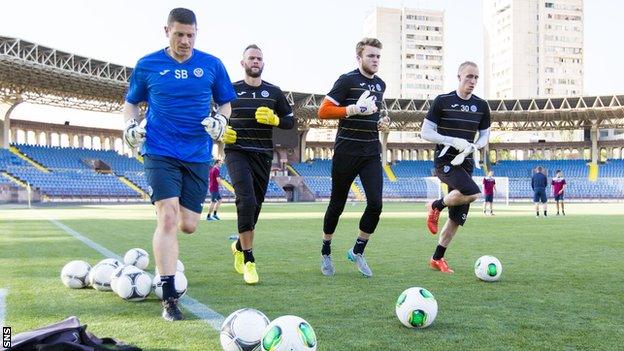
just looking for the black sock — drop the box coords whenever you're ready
[544,211,547,216]
[243,249,255,263]
[160,275,177,300]
[321,240,331,256]
[353,237,368,255]
[213,211,217,216]
[536,211,540,216]
[432,198,446,211]
[432,245,447,260]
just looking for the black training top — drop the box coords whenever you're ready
[425,90,491,162]
[226,80,294,156]
[325,69,386,156]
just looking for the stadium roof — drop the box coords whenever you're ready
[2,36,624,131]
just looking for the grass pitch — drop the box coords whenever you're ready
[1,202,623,350]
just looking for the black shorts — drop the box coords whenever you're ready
[554,194,564,201]
[144,154,209,214]
[210,191,222,202]
[533,189,547,203]
[435,160,480,226]
[484,194,494,203]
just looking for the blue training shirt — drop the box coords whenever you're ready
[126,48,236,163]
[531,172,548,191]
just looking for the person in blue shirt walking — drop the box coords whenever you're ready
[531,166,548,218]
[123,8,237,321]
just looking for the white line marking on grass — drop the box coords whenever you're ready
[48,219,225,330]
[0,288,7,329]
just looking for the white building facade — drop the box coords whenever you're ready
[484,0,583,99]
[363,7,444,99]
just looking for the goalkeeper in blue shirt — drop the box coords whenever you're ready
[123,8,236,321]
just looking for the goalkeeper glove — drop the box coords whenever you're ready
[123,118,146,148]
[221,126,237,144]
[377,116,391,132]
[201,113,228,140]
[450,137,471,152]
[255,106,280,126]
[346,90,378,117]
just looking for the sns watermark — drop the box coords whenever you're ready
[2,327,10,348]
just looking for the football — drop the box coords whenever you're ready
[123,248,149,270]
[152,271,188,299]
[474,255,503,282]
[261,315,317,351]
[60,260,91,289]
[89,258,121,291]
[110,264,142,293]
[115,270,152,301]
[395,287,438,328]
[220,308,270,351]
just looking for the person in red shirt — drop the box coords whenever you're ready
[206,159,223,220]
[482,170,496,216]
[551,169,567,216]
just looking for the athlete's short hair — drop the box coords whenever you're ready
[168,8,197,26]
[213,159,222,166]
[243,44,262,54]
[458,61,478,75]
[536,166,543,172]
[356,38,382,57]
[556,169,561,173]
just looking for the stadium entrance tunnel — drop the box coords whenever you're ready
[272,176,315,202]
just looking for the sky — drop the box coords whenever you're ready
[1,0,622,128]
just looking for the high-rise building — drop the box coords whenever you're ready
[484,0,583,99]
[363,7,444,99]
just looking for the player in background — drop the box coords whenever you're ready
[552,169,566,215]
[531,166,548,217]
[206,159,223,220]
[482,170,496,215]
[225,44,294,284]
[317,38,391,278]
[420,61,491,274]
[123,8,236,320]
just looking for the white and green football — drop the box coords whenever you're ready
[395,287,438,328]
[474,255,503,282]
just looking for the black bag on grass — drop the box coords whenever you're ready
[7,316,141,351]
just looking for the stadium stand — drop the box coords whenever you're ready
[3,145,623,201]
[291,158,624,200]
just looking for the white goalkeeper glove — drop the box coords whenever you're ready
[377,116,391,132]
[450,143,481,169]
[451,138,471,152]
[123,118,146,148]
[201,113,228,140]
[346,90,378,117]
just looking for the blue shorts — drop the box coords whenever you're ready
[533,189,547,203]
[484,194,494,203]
[210,191,222,202]
[554,193,564,201]
[144,154,209,214]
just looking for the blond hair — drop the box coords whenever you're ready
[356,38,382,57]
[457,61,478,75]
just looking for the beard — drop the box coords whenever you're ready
[245,66,263,78]
[361,65,377,76]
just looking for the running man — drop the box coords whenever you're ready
[225,44,294,284]
[421,61,491,274]
[317,38,390,278]
[123,8,236,320]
